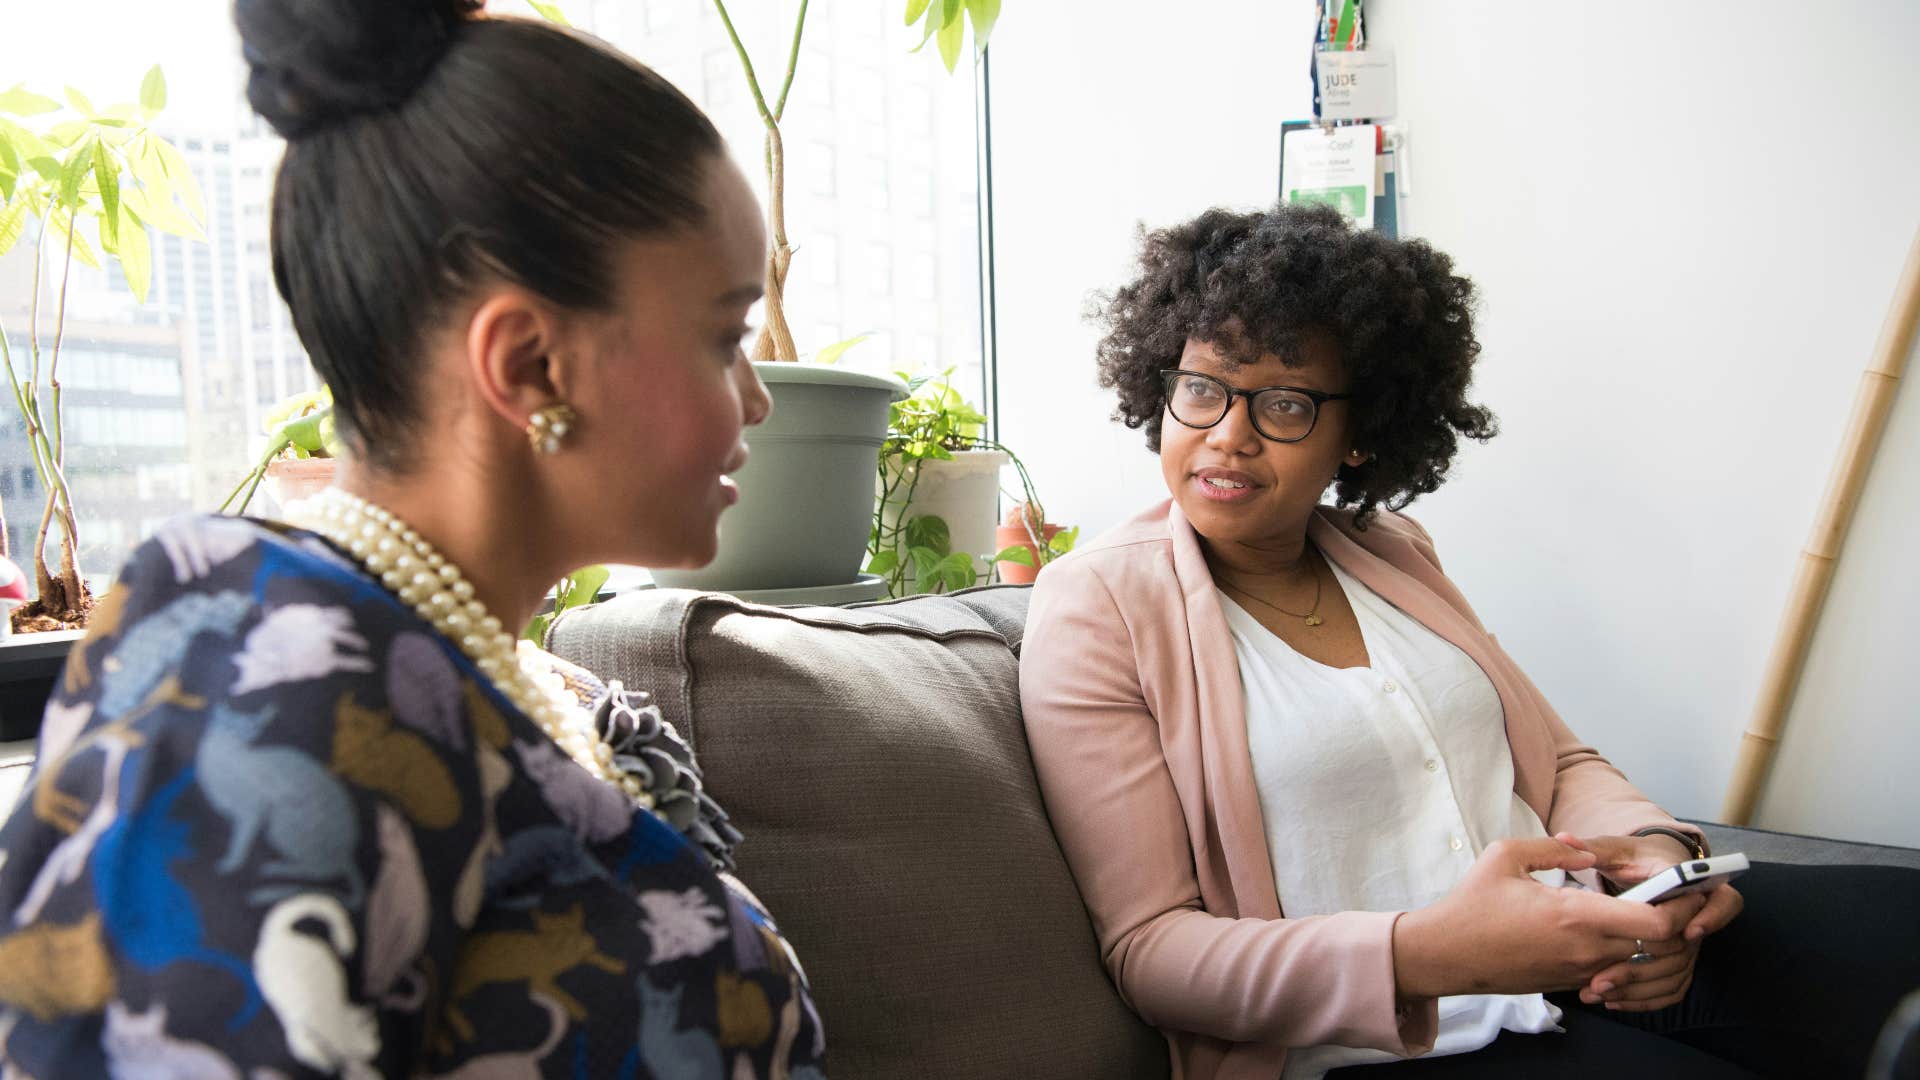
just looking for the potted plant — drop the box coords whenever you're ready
[867,368,1073,597]
[221,387,339,515]
[650,2,1003,602]
[0,68,205,636]
[993,500,1076,585]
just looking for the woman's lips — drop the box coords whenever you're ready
[1192,473,1258,503]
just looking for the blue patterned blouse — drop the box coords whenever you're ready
[0,515,826,1078]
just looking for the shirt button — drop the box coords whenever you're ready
[1448,835,1464,852]
[1425,759,1438,772]
[1382,679,1399,694]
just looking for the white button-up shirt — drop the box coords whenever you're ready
[1221,560,1563,1079]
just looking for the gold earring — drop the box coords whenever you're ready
[527,403,578,455]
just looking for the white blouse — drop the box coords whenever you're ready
[1220,560,1563,1079]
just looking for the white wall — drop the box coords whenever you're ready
[989,1,1920,846]
[986,0,1318,526]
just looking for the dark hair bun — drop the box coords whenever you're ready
[236,0,484,139]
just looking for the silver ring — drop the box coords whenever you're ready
[1629,939,1655,965]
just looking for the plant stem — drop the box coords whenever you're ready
[711,0,775,125]
[31,229,87,612]
[221,433,295,515]
[47,217,84,600]
[771,0,811,123]
[712,0,801,361]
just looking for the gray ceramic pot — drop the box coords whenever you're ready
[651,362,907,592]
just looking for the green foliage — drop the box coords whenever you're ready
[906,0,1001,72]
[866,368,1069,597]
[0,68,208,300]
[221,387,343,516]
[527,1,573,26]
[811,332,870,366]
[523,564,609,645]
[0,66,206,616]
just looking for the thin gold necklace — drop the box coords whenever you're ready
[1218,560,1326,628]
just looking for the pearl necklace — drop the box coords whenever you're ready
[284,488,654,808]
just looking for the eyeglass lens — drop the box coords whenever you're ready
[1166,372,1318,441]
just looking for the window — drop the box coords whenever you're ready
[0,0,985,589]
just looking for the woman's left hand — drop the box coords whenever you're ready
[1556,832,1745,1012]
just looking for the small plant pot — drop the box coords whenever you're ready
[877,449,1010,593]
[264,457,338,513]
[993,522,1060,585]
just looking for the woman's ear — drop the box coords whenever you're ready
[462,290,570,430]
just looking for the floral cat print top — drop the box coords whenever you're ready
[0,515,826,1078]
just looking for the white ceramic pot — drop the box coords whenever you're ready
[880,448,1009,591]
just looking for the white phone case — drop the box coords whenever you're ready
[1616,852,1750,904]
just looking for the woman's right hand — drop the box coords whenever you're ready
[1390,837,1705,1000]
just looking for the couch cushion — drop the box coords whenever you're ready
[548,584,1167,1080]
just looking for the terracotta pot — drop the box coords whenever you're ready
[264,457,338,512]
[993,522,1060,585]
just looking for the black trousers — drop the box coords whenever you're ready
[1329,862,1920,1079]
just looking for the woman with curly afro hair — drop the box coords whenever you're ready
[1018,203,1919,1079]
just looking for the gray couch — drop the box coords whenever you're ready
[545,583,1920,1080]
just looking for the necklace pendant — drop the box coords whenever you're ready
[1305,613,1324,627]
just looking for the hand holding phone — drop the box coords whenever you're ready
[1615,852,1750,904]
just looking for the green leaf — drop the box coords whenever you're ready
[555,565,610,612]
[910,1,940,53]
[0,199,29,258]
[865,549,901,576]
[937,4,966,71]
[964,0,1001,52]
[992,544,1035,567]
[151,136,203,219]
[522,612,553,645]
[903,514,950,555]
[64,87,98,119]
[936,551,976,593]
[139,66,167,119]
[812,332,870,366]
[278,407,332,455]
[120,182,204,241]
[0,86,61,117]
[58,137,96,206]
[318,410,344,457]
[903,0,932,24]
[115,202,150,302]
[47,209,101,269]
[909,546,942,593]
[527,0,572,25]
[92,140,121,252]
[46,120,89,148]
[1049,525,1080,555]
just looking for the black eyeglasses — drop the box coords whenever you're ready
[1159,369,1352,444]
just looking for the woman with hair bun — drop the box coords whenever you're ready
[0,2,825,1076]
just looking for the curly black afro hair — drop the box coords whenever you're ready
[1093,201,1497,528]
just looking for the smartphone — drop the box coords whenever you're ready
[1615,852,1749,904]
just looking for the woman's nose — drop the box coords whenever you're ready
[737,359,772,427]
[1205,398,1262,453]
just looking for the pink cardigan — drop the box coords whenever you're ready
[1019,500,1699,1080]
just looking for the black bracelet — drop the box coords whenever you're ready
[1633,825,1709,860]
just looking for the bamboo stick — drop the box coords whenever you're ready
[1722,225,1920,824]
